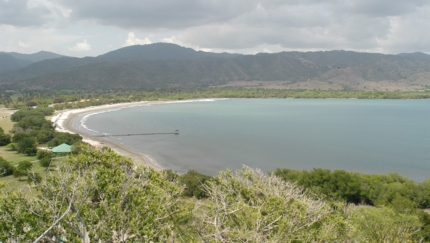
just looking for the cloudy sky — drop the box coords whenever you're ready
[1,0,429,57]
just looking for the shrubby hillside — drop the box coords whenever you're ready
[1,146,428,242]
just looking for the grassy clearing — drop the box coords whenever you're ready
[0,144,67,190]
[0,109,15,134]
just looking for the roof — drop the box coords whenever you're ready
[51,143,72,153]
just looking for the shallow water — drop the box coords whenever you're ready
[71,99,430,181]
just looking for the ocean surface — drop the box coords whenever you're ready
[71,99,430,181]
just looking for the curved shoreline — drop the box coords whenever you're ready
[51,101,164,170]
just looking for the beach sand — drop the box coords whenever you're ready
[51,101,163,170]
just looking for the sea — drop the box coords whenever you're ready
[70,99,430,182]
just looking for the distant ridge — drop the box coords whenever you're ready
[1,43,430,91]
[0,53,32,73]
[0,50,65,73]
[7,51,64,63]
[96,43,239,62]
[397,52,430,59]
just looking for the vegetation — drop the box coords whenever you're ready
[2,44,430,91]
[0,156,14,176]
[2,89,430,112]
[0,147,427,242]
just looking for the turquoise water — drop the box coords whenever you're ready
[71,99,430,181]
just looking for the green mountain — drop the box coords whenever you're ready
[7,51,64,63]
[1,44,430,90]
[96,43,239,62]
[0,53,32,73]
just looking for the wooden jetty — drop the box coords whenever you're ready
[95,130,179,138]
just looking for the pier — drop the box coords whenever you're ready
[94,130,179,138]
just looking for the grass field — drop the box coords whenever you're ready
[0,108,15,134]
[0,144,67,190]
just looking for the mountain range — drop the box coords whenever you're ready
[1,43,429,91]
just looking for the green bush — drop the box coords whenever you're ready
[178,170,212,199]
[0,134,11,146]
[13,160,33,180]
[27,172,42,184]
[0,158,14,176]
[39,157,52,168]
[36,150,53,160]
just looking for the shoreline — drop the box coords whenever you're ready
[51,101,164,170]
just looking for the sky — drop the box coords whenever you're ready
[1,0,430,57]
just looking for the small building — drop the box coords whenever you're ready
[51,143,72,153]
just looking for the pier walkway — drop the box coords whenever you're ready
[94,130,179,138]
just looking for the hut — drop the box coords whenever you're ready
[51,143,72,153]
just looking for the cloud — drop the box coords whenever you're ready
[124,32,151,46]
[0,0,50,26]
[2,0,430,55]
[58,0,256,29]
[68,39,91,52]
[18,41,31,48]
[0,0,71,27]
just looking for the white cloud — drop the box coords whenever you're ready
[124,32,151,46]
[18,40,30,48]
[162,35,177,44]
[68,39,91,52]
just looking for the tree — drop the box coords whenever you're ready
[178,170,212,199]
[0,134,11,146]
[190,166,337,242]
[13,160,33,180]
[1,147,185,242]
[27,172,42,185]
[347,205,422,242]
[36,150,53,160]
[24,147,38,156]
[39,157,52,169]
[0,157,14,176]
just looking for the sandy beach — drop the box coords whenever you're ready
[51,101,164,170]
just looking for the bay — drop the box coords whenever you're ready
[71,99,430,181]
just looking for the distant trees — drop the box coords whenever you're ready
[0,128,11,146]
[272,167,430,240]
[12,133,37,155]
[178,169,212,199]
[8,106,82,156]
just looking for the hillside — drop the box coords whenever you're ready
[1,43,430,90]
[0,51,64,73]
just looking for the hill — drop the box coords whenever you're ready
[0,51,65,74]
[0,53,32,73]
[6,51,64,63]
[1,44,430,91]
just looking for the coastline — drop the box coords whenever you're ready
[51,101,164,170]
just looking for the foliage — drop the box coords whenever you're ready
[36,149,53,160]
[0,157,14,176]
[0,133,11,146]
[13,160,33,180]
[10,107,54,122]
[27,172,42,184]
[273,168,430,209]
[178,170,212,199]
[1,147,185,242]
[0,148,427,242]
[47,132,82,147]
[39,157,52,168]
[347,205,422,243]
[190,166,339,242]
